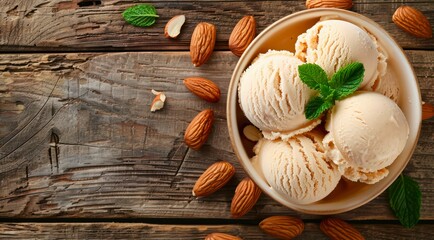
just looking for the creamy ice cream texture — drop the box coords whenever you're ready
[238,50,320,140]
[323,91,409,184]
[252,131,341,204]
[295,20,386,89]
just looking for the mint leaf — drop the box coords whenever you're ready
[122,4,159,27]
[305,96,333,120]
[298,63,329,91]
[330,62,364,99]
[388,174,421,228]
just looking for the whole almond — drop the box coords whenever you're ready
[306,0,353,9]
[190,22,216,67]
[422,102,434,120]
[229,16,256,57]
[205,233,242,240]
[192,161,235,197]
[231,178,262,218]
[259,216,304,240]
[320,218,365,240]
[184,77,221,102]
[184,109,214,150]
[392,6,432,38]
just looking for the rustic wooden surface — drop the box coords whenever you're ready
[0,0,433,239]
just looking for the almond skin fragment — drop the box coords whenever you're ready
[231,178,262,218]
[259,216,304,240]
[229,16,256,57]
[320,218,365,240]
[392,6,432,38]
[184,109,214,150]
[164,15,185,38]
[192,161,236,197]
[205,233,242,240]
[422,102,434,120]
[184,77,221,103]
[190,22,216,67]
[306,0,353,9]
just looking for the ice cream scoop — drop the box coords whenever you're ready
[295,20,385,88]
[238,50,320,140]
[251,131,341,204]
[363,66,400,103]
[323,91,409,184]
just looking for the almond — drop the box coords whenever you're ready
[150,89,166,112]
[184,109,214,150]
[229,16,256,57]
[184,77,221,103]
[422,102,434,120]
[192,161,235,197]
[164,15,186,38]
[242,125,262,142]
[231,178,262,218]
[190,22,216,67]
[392,6,432,38]
[320,218,365,240]
[306,0,353,9]
[205,233,242,240]
[259,216,304,240]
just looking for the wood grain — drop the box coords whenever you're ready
[0,0,432,52]
[0,222,433,239]
[0,51,433,220]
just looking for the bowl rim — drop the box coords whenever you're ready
[226,8,422,214]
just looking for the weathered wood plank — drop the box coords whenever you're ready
[0,51,433,220]
[0,1,432,52]
[0,222,433,239]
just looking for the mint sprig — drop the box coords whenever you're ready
[298,62,364,120]
[388,174,421,228]
[122,4,159,27]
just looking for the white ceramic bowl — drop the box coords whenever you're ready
[227,9,422,214]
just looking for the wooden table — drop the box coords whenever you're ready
[0,1,433,239]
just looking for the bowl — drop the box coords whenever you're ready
[227,9,422,214]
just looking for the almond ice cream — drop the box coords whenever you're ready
[239,18,409,205]
[323,92,409,184]
[238,50,320,140]
[252,131,341,204]
[295,20,386,88]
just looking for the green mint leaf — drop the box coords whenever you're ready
[298,63,329,91]
[122,4,159,27]
[330,62,364,99]
[305,96,333,120]
[388,174,421,228]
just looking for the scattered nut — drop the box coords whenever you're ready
[231,178,262,218]
[242,125,262,142]
[320,218,365,240]
[190,22,216,67]
[192,161,236,197]
[306,0,353,9]
[184,77,221,102]
[184,109,214,150]
[392,6,432,38]
[205,233,242,240]
[422,102,434,120]
[259,216,304,240]
[229,16,256,57]
[165,15,186,38]
[150,89,166,112]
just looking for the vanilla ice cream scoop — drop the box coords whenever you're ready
[251,131,341,204]
[238,50,320,140]
[323,91,409,184]
[295,20,383,88]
